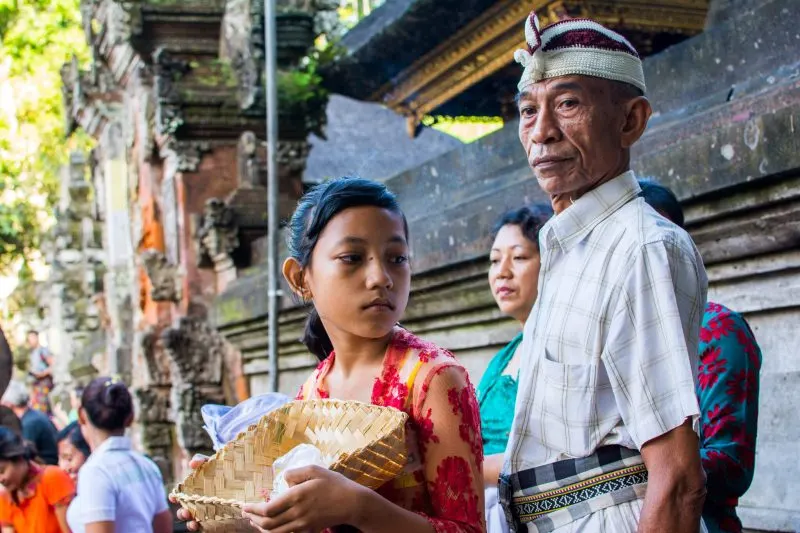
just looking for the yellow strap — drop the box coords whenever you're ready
[404,360,424,410]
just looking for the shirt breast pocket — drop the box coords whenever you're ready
[540,352,598,457]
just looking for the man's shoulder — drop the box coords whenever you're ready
[610,198,697,256]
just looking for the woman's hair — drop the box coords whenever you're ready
[81,377,134,431]
[638,178,685,228]
[492,204,554,246]
[286,177,408,362]
[0,426,35,462]
[57,421,91,458]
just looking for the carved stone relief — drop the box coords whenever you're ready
[160,316,227,456]
[153,47,191,135]
[141,249,181,302]
[197,198,239,271]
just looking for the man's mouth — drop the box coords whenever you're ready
[533,156,569,168]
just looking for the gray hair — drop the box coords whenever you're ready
[1,380,29,408]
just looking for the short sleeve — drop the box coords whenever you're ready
[412,364,485,533]
[601,236,707,448]
[74,463,117,523]
[145,458,170,515]
[0,493,13,526]
[41,466,75,506]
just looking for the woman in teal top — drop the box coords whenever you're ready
[479,205,552,532]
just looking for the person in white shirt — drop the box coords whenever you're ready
[500,12,708,533]
[67,377,172,533]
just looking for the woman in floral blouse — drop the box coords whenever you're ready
[640,179,762,533]
[179,177,485,533]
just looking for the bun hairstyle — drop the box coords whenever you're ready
[81,377,134,431]
[286,177,408,361]
[492,204,554,247]
[0,426,36,462]
[57,421,91,458]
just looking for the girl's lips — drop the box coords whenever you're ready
[495,287,516,299]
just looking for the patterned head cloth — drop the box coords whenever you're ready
[514,12,646,94]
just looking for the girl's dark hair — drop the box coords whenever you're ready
[492,204,554,246]
[287,177,408,361]
[638,178,685,228]
[0,426,35,462]
[57,421,91,458]
[81,377,134,431]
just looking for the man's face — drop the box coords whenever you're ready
[517,75,629,199]
[26,333,38,348]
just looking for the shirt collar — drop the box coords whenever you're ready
[94,435,132,454]
[544,171,641,252]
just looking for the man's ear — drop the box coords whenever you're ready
[282,257,308,299]
[621,96,652,149]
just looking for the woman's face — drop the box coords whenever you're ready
[488,224,541,324]
[297,206,411,345]
[0,458,29,492]
[58,440,87,482]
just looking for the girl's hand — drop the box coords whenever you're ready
[170,454,209,531]
[242,466,365,533]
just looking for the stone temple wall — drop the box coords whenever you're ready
[214,0,800,529]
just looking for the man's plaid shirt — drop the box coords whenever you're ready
[506,171,708,477]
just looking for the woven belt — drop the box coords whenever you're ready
[500,446,648,533]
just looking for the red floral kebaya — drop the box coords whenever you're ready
[696,302,762,533]
[297,328,485,533]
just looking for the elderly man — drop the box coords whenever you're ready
[1,380,59,465]
[500,13,708,533]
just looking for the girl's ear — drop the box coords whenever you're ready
[78,407,87,426]
[282,257,309,299]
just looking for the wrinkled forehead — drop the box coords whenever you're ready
[516,75,620,107]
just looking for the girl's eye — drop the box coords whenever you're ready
[339,254,362,264]
[392,255,409,265]
[489,258,500,265]
[513,256,529,261]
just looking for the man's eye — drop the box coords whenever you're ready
[560,99,578,109]
[519,106,537,117]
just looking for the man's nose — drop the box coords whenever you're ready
[530,107,560,145]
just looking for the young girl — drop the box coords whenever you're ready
[57,421,91,483]
[180,177,485,533]
[0,427,74,533]
[67,377,172,533]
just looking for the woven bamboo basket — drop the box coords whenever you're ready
[171,399,409,531]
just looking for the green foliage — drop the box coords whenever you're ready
[277,43,344,139]
[0,0,93,277]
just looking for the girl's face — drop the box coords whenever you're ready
[0,458,28,492]
[58,440,87,482]
[296,206,411,344]
[488,224,541,324]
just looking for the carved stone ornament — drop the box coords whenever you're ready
[153,47,191,135]
[276,140,311,174]
[237,131,260,187]
[197,198,239,269]
[140,249,181,302]
[104,0,143,46]
[161,316,227,456]
[159,140,212,174]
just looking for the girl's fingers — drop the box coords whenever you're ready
[283,465,321,487]
[189,454,209,469]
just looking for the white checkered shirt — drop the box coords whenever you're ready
[506,171,707,476]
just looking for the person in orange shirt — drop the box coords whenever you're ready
[0,427,74,533]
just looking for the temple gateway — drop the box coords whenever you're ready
[45,0,799,530]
